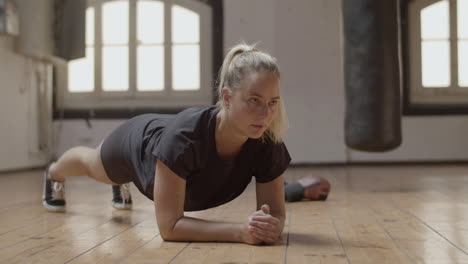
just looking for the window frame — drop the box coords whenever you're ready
[53,0,223,119]
[403,0,468,115]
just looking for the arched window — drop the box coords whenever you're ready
[405,0,468,114]
[59,0,217,116]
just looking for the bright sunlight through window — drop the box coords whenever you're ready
[102,1,129,91]
[67,0,205,102]
[172,5,200,91]
[68,8,94,93]
[458,0,468,87]
[420,0,450,87]
[137,1,164,91]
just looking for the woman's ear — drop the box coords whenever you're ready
[221,87,232,109]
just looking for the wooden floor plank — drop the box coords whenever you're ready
[286,201,348,264]
[333,165,468,264]
[165,183,288,264]
[327,206,412,264]
[380,195,468,263]
[1,165,468,263]
[10,216,143,264]
[67,220,159,264]
[119,236,189,264]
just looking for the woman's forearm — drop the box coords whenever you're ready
[161,216,246,243]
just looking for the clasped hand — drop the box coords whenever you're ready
[243,204,283,245]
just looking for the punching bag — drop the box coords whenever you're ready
[342,0,402,152]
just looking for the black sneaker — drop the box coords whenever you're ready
[112,183,132,210]
[42,165,66,212]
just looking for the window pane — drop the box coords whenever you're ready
[86,7,94,45]
[68,48,94,93]
[102,1,128,45]
[422,41,451,87]
[172,5,199,43]
[459,0,468,38]
[138,0,164,44]
[138,46,164,91]
[103,46,128,91]
[172,45,200,90]
[459,41,468,86]
[421,0,449,39]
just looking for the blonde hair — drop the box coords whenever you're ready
[216,42,288,143]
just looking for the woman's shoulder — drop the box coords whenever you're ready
[167,105,217,133]
[153,105,217,176]
[174,105,217,121]
[157,105,218,147]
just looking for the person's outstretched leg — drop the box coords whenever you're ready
[43,144,118,212]
[49,145,115,184]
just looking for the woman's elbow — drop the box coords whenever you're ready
[158,222,178,241]
[157,218,182,241]
[160,229,187,242]
[159,228,173,241]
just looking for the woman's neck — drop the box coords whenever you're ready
[215,110,248,160]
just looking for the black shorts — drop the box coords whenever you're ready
[100,116,149,197]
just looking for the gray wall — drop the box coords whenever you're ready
[224,0,468,163]
[1,0,468,171]
[0,36,51,170]
[0,0,54,171]
[224,0,347,163]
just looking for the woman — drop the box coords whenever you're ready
[42,43,330,245]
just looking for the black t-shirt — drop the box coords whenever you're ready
[131,105,291,211]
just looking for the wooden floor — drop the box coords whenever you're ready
[1,164,468,263]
